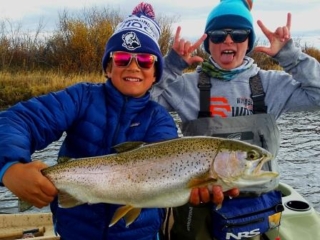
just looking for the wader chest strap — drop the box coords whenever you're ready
[197,71,212,118]
[249,74,268,114]
[197,72,267,118]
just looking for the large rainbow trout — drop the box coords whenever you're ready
[41,136,278,226]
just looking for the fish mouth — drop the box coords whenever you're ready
[236,152,279,190]
[253,152,273,173]
[244,152,278,178]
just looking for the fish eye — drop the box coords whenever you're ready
[247,150,260,160]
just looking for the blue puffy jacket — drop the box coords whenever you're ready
[0,80,178,239]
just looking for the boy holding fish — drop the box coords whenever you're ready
[0,2,195,240]
[151,0,320,239]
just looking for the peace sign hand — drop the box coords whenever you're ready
[254,13,292,56]
[172,26,207,66]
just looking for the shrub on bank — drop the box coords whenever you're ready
[0,6,319,109]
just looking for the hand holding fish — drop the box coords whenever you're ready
[189,186,240,206]
[172,26,207,65]
[2,161,58,208]
[254,13,292,56]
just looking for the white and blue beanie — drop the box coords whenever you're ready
[102,2,163,82]
[204,0,255,54]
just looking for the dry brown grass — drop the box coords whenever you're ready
[0,6,319,110]
[1,40,320,110]
[0,71,105,108]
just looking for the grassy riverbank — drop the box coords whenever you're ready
[1,44,320,110]
[0,71,105,109]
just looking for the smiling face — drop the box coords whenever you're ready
[209,34,249,70]
[106,52,157,98]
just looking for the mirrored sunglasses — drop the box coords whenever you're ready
[110,51,157,69]
[208,29,251,44]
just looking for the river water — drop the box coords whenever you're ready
[0,110,320,213]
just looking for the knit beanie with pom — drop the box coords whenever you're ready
[102,2,163,82]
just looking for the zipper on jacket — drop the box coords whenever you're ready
[222,217,264,230]
[112,96,128,146]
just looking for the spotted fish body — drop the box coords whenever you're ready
[41,136,277,226]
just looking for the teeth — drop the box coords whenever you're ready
[223,50,234,54]
[125,78,141,82]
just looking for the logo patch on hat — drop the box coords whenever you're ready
[122,32,141,50]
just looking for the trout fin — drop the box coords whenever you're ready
[187,172,217,189]
[124,208,141,227]
[18,198,33,212]
[215,203,222,210]
[58,190,85,208]
[112,142,146,153]
[109,205,135,227]
[57,156,72,164]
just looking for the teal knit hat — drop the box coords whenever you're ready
[204,0,255,54]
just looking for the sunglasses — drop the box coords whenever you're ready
[110,51,157,69]
[208,29,251,44]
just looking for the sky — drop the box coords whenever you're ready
[1,0,320,47]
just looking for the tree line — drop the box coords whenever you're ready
[0,6,181,74]
[1,6,319,75]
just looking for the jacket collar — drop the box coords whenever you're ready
[105,80,150,114]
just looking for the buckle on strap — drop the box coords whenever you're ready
[250,93,265,101]
[197,83,212,90]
